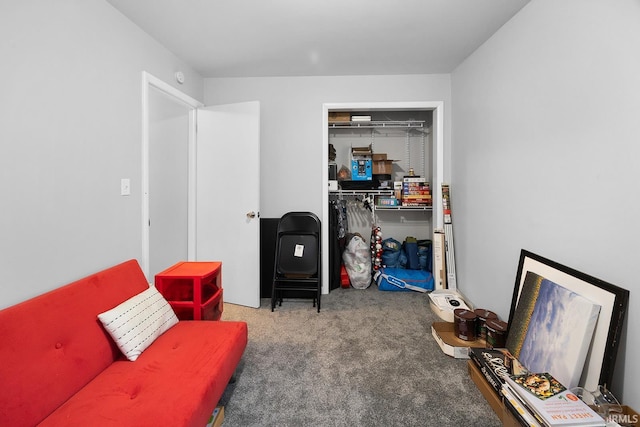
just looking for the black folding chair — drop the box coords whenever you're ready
[271,212,321,312]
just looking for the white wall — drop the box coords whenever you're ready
[452,0,639,406]
[203,74,451,219]
[0,0,203,309]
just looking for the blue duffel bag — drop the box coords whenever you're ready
[403,237,420,270]
[381,238,402,268]
[374,267,434,292]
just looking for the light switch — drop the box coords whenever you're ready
[120,178,131,196]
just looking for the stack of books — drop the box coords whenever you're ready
[401,177,431,206]
[468,348,529,396]
[469,348,605,427]
[502,372,605,427]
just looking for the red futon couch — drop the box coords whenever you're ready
[0,260,248,427]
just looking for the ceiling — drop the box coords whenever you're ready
[106,0,530,78]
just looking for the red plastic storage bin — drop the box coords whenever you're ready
[155,261,223,321]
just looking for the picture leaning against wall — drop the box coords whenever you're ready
[506,270,600,389]
[506,250,629,391]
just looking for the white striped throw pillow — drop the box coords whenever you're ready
[98,285,179,361]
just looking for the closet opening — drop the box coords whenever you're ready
[322,102,445,294]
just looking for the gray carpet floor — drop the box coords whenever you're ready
[218,286,502,426]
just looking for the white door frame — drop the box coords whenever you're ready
[322,101,445,294]
[141,71,204,281]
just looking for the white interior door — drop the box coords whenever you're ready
[196,101,260,308]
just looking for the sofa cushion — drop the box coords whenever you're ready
[98,285,179,361]
[39,320,248,427]
[0,259,150,427]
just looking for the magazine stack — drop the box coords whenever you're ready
[468,348,606,427]
[502,372,605,427]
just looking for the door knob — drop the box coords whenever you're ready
[246,211,257,219]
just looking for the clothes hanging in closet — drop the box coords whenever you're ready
[328,199,348,290]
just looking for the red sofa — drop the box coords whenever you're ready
[0,260,248,427]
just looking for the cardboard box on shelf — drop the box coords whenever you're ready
[351,146,373,156]
[372,153,387,161]
[372,160,394,175]
[431,321,485,359]
[328,112,350,122]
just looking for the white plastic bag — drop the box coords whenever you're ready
[342,235,372,289]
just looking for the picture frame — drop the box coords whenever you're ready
[507,249,629,390]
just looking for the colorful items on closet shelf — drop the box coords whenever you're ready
[401,178,432,206]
